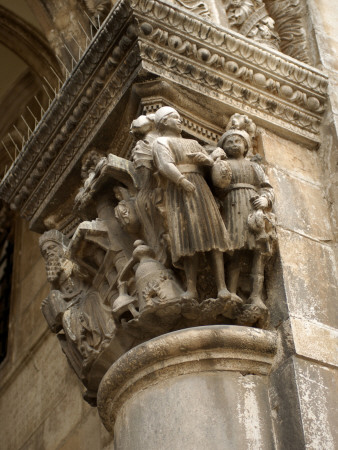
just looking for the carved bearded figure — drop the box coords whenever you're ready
[152,107,234,302]
[40,230,114,371]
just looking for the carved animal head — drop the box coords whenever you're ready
[130,114,156,140]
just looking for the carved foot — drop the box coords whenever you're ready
[248,295,267,311]
[236,304,267,326]
[222,293,243,319]
[217,288,231,301]
[181,290,198,301]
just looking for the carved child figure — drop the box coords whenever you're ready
[152,106,235,302]
[215,114,276,322]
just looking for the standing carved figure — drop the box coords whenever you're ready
[152,107,233,301]
[215,114,276,323]
[130,114,167,263]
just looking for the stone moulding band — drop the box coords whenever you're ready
[0,0,328,225]
[97,325,277,432]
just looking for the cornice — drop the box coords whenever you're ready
[0,0,328,229]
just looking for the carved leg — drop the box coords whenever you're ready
[228,266,240,295]
[248,251,267,310]
[211,250,231,300]
[182,255,198,300]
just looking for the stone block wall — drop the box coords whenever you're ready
[0,219,113,449]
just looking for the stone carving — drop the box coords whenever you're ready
[152,107,236,303]
[224,0,280,50]
[215,113,276,325]
[1,0,327,222]
[265,0,310,63]
[174,0,210,17]
[83,0,111,25]
[39,108,277,396]
[39,229,115,378]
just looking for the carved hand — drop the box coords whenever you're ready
[210,147,227,161]
[179,177,196,193]
[188,152,213,166]
[252,196,269,209]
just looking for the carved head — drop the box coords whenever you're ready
[81,149,105,181]
[222,133,248,158]
[218,113,256,157]
[154,107,182,135]
[39,230,69,283]
[130,114,156,140]
[115,200,140,234]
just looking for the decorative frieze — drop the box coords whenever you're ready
[0,0,327,231]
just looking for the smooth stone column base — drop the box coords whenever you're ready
[97,325,277,450]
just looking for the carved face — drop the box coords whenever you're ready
[223,134,247,159]
[41,241,64,283]
[115,200,140,234]
[41,241,61,260]
[162,112,182,135]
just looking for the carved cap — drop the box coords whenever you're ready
[154,106,179,124]
[39,229,69,249]
[217,129,252,152]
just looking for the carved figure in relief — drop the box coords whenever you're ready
[225,0,280,50]
[214,113,276,323]
[152,106,234,302]
[129,114,167,263]
[39,230,114,370]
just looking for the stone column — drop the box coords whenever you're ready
[98,325,277,450]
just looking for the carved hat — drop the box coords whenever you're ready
[39,229,69,250]
[218,113,255,153]
[217,129,252,153]
[154,106,179,124]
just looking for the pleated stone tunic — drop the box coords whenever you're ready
[219,158,274,251]
[153,137,231,265]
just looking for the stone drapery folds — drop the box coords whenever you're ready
[39,110,277,402]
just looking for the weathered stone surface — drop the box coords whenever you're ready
[278,229,337,328]
[269,168,333,241]
[98,325,277,442]
[269,357,306,450]
[115,372,274,450]
[260,130,322,185]
[290,316,338,367]
[0,0,337,448]
[294,357,337,450]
